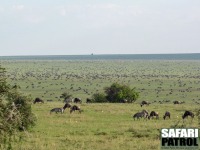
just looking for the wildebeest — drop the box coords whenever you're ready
[73,98,82,103]
[163,111,170,120]
[50,108,64,114]
[173,100,180,104]
[182,110,194,119]
[133,110,148,120]
[33,98,44,104]
[140,101,150,107]
[120,99,128,103]
[70,105,82,114]
[148,111,159,119]
[86,98,92,103]
[63,103,71,109]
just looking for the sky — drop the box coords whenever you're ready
[0,0,200,56]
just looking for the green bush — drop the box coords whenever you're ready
[0,66,36,148]
[92,93,107,103]
[92,83,139,103]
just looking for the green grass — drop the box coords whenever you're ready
[11,102,198,150]
[1,60,200,149]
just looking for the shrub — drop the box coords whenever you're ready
[104,83,139,103]
[0,66,36,148]
[91,83,139,103]
[92,93,107,103]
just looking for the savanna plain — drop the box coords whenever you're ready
[1,59,200,150]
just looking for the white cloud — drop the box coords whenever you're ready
[12,5,25,11]
[26,15,43,24]
[60,8,66,16]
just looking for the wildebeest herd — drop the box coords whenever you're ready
[133,101,194,121]
[33,98,194,121]
[33,97,82,114]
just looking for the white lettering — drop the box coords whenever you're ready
[195,129,198,138]
[187,129,194,137]
[180,129,187,137]
[161,129,168,138]
[169,129,175,137]
[176,129,181,137]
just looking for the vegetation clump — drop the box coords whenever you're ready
[0,65,36,149]
[92,83,139,103]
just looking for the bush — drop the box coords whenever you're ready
[92,93,107,103]
[0,66,36,148]
[91,83,139,103]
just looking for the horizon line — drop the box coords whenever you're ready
[0,52,200,57]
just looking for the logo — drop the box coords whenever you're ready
[161,128,199,150]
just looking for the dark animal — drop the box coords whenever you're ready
[74,98,82,103]
[163,111,170,120]
[50,108,64,114]
[133,110,148,120]
[148,111,159,119]
[120,99,128,103]
[140,101,150,107]
[182,111,194,119]
[173,101,181,104]
[70,105,82,114]
[86,98,92,103]
[63,103,71,109]
[33,98,44,104]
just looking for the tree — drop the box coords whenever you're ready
[92,93,107,103]
[91,83,139,103]
[104,83,139,103]
[0,65,36,149]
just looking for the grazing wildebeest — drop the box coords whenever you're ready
[163,111,170,120]
[173,100,181,104]
[140,101,150,107]
[70,105,82,114]
[133,110,148,120]
[73,98,82,103]
[50,108,64,114]
[148,111,159,119]
[63,103,71,109]
[86,98,92,103]
[33,98,44,104]
[120,99,128,103]
[182,111,194,119]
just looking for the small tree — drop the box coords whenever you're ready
[0,65,36,148]
[104,83,139,103]
[92,93,107,103]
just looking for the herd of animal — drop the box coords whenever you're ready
[134,100,194,121]
[33,98,195,121]
[33,97,82,114]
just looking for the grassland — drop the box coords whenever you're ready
[0,59,200,150]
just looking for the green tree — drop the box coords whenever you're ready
[104,83,139,103]
[0,65,36,149]
[92,93,107,103]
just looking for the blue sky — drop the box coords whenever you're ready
[0,0,200,56]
